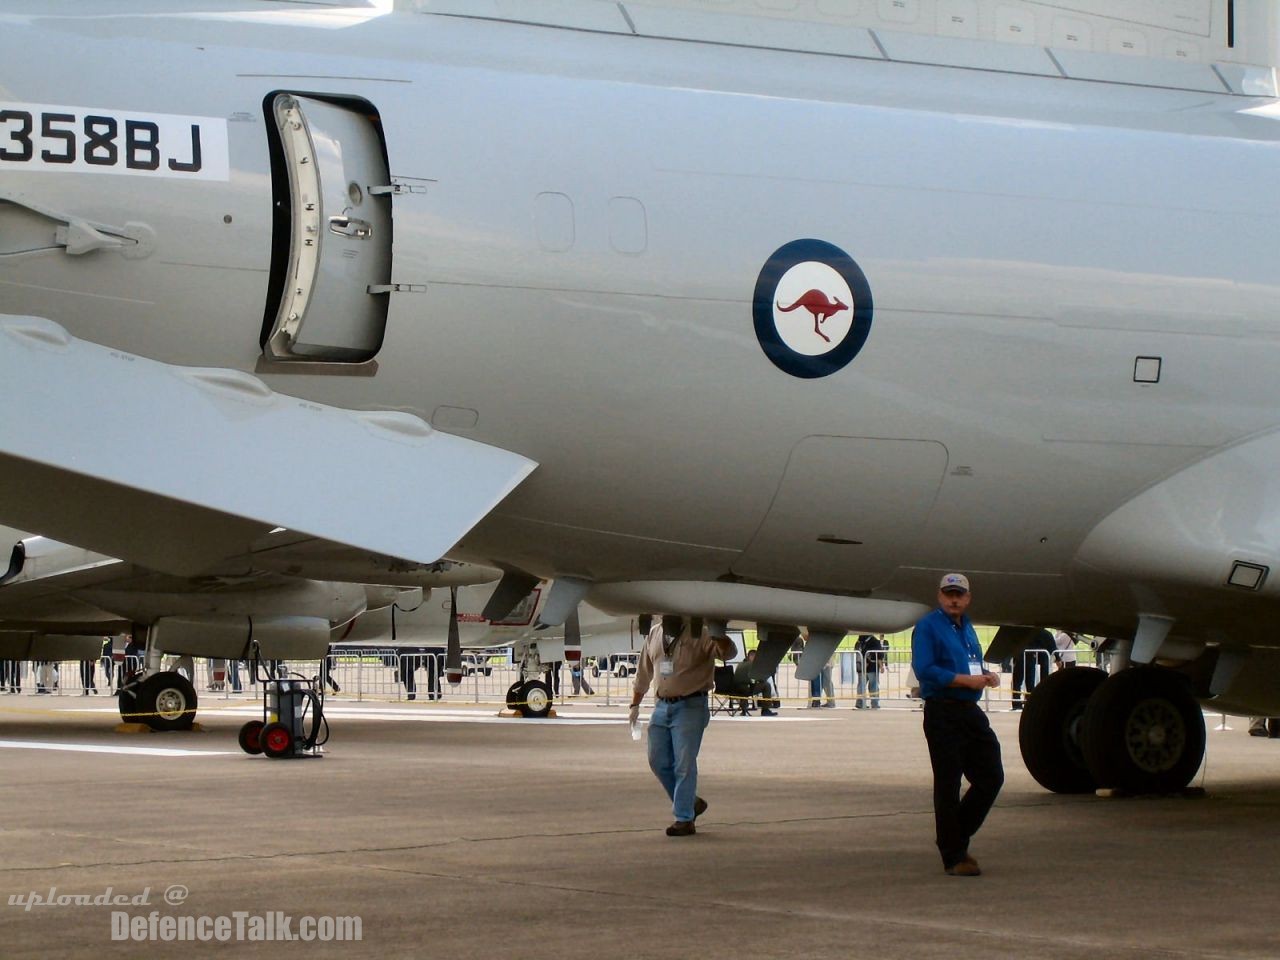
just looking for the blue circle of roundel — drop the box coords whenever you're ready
[753,239,874,379]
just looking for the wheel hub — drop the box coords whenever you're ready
[1124,697,1186,773]
[154,687,188,720]
[526,686,549,711]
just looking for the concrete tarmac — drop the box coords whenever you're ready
[0,694,1278,959]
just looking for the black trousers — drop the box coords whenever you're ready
[923,699,1004,868]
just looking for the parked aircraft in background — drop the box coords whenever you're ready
[0,525,501,727]
[6,0,1280,792]
[336,580,639,717]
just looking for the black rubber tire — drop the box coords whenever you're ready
[260,721,295,759]
[1082,667,1206,794]
[238,720,265,755]
[1018,666,1107,793]
[517,679,553,719]
[615,665,630,679]
[118,685,144,724]
[135,672,198,731]
[505,680,524,711]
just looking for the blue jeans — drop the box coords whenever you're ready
[857,668,880,706]
[647,694,710,822]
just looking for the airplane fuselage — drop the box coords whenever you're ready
[5,2,1280,646]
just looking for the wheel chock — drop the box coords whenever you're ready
[113,722,205,734]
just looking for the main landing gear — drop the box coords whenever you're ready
[1019,666,1206,795]
[118,670,198,731]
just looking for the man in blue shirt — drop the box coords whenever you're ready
[911,573,1003,877]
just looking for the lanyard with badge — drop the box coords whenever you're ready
[660,625,681,677]
[954,620,983,676]
[965,631,984,676]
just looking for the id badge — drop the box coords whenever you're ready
[968,658,983,676]
[659,658,674,677]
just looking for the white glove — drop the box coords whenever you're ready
[628,703,640,726]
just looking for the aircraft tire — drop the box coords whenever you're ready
[135,671,198,731]
[505,681,523,711]
[518,679,553,719]
[1081,666,1205,794]
[117,684,145,724]
[238,720,265,755]
[260,721,295,759]
[1018,666,1107,793]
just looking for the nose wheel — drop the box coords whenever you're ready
[505,678,553,718]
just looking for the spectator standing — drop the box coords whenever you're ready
[1011,629,1055,710]
[854,634,887,709]
[1052,630,1078,670]
[911,573,1003,877]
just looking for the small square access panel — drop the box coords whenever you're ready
[1134,356,1162,383]
[1227,561,1268,591]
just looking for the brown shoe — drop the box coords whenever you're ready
[693,796,708,819]
[666,820,696,837]
[945,857,981,877]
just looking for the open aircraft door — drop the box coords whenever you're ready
[264,94,391,363]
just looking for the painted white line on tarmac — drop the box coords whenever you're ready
[0,739,234,757]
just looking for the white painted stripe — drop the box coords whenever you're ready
[0,739,233,757]
[50,706,821,724]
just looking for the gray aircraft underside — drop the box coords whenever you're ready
[3,0,1280,789]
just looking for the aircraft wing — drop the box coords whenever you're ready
[0,316,536,577]
[244,532,504,588]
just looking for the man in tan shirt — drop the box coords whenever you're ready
[629,615,736,836]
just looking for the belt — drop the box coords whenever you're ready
[925,697,979,707]
[658,692,707,703]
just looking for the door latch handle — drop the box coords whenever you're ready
[328,216,372,239]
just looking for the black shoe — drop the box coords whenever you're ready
[406,693,416,701]
[666,820,696,837]
[1011,703,1022,711]
[693,796,708,819]
[760,709,777,717]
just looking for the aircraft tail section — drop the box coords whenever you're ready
[0,315,536,577]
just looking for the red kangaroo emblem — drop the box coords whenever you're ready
[775,289,849,343]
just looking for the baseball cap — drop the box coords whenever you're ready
[939,573,970,594]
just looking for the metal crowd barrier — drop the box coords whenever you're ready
[3,642,1110,713]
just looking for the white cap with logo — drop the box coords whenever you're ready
[939,573,970,594]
